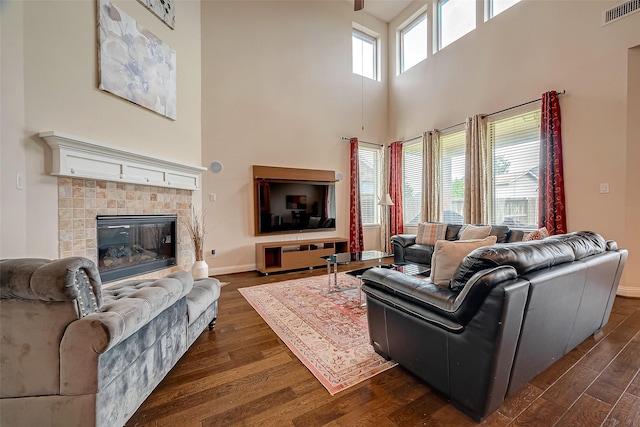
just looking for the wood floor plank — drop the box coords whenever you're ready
[602,393,640,426]
[291,386,382,426]
[586,336,640,404]
[496,383,545,419]
[125,270,640,427]
[555,394,612,426]
[626,370,640,398]
[510,397,566,426]
[539,364,600,409]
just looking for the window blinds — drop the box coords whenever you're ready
[402,141,424,224]
[487,109,541,228]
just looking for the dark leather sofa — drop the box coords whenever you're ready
[391,224,525,266]
[361,231,627,422]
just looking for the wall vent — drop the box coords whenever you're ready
[602,0,640,25]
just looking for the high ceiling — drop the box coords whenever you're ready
[351,0,413,22]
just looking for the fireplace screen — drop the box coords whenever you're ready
[97,215,177,282]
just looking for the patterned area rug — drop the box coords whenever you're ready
[239,273,397,395]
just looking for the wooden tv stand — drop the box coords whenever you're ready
[256,237,348,274]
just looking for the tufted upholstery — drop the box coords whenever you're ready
[0,257,221,427]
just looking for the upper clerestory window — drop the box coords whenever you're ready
[400,13,428,73]
[439,0,476,49]
[352,26,378,81]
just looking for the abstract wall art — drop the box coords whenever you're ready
[98,0,177,120]
[137,0,175,29]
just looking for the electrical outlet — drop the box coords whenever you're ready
[211,249,216,257]
[600,183,610,194]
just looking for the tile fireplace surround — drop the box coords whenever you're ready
[58,177,193,285]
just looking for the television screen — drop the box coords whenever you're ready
[255,180,336,235]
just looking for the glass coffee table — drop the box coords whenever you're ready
[320,250,391,294]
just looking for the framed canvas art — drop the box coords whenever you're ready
[98,0,177,120]
[137,0,175,29]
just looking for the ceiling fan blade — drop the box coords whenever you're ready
[354,0,364,11]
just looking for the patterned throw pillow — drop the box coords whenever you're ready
[525,227,550,241]
[415,223,447,246]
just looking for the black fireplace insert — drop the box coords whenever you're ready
[97,215,177,282]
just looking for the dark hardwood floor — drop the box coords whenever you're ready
[126,265,640,426]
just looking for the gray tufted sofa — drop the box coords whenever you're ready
[0,257,221,427]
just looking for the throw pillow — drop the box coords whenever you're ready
[429,236,498,286]
[415,223,447,246]
[459,225,491,240]
[525,227,550,241]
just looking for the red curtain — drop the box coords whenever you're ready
[539,91,567,235]
[389,141,404,236]
[349,137,364,252]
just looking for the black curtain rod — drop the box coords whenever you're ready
[429,90,566,133]
[399,135,423,145]
[482,90,566,119]
[435,121,465,133]
[341,137,383,147]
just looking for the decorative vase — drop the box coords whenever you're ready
[191,260,209,279]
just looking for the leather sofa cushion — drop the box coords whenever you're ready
[391,234,417,248]
[545,230,607,259]
[362,265,519,329]
[490,225,511,243]
[445,224,463,241]
[404,244,434,265]
[449,231,606,292]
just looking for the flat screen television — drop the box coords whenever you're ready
[255,179,336,235]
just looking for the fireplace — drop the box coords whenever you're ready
[97,215,177,282]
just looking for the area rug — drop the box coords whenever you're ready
[238,273,397,395]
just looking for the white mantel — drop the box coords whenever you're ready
[40,131,206,191]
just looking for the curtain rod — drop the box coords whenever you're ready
[430,90,566,133]
[341,137,383,147]
[399,135,423,145]
[482,90,566,119]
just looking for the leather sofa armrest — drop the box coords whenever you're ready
[391,234,417,248]
[362,265,518,328]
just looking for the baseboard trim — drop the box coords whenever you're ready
[209,264,256,276]
[617,285,640,298]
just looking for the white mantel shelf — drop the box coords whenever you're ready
[40,131,206,191]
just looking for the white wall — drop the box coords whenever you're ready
[1,0,202,259]
[388,0,640,294]
[200,1,389,273]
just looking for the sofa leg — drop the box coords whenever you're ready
[208,317,217,330]
[593,328,604,341]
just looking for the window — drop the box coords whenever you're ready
[439,129,466,223]
[439,0,476,49]
[358,145,382,225]
[487,109,540,229]
[353,28,377,81]
[490,0,520,17]
[400,13,428,73]
[402,140,423,225]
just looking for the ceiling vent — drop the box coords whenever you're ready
[602,0,640,25]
